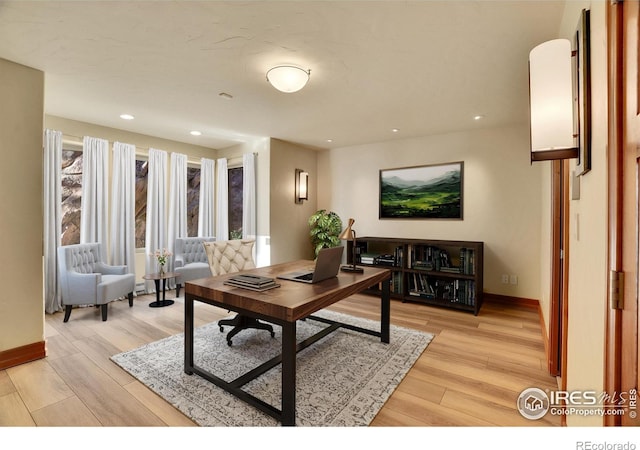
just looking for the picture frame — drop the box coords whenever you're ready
[379,161,463,219]
[574,8,591,176]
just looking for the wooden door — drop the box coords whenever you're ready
[549,159,569,384]
[606,0,639,427]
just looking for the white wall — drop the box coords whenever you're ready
[557,0,608,426]
[320,124,544,300]
[269,139,320,264]
[0,58,44,352]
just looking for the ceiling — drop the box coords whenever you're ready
[0,1,566,150]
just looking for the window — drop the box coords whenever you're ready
[61,149,83,245]
[228,167,243,239]
[186,165,200,237]
[135,159,148,249]
[60,154,241,246]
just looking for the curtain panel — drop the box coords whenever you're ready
[110,142,136,274]
[144,148,168,292]
[198,158,215,238]
[80,136,109,254]
[242,153,256,240]
[168,152,187,281]
[44,129,63,314]
[215,158,229,241]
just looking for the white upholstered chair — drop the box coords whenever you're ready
[57,243,135,322]
[173,236,215,297]
[203,239,275,345]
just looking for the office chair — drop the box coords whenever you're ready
[203,239,275,346]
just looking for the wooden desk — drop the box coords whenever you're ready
[184,260,391,426]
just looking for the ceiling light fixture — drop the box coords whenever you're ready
[474,115,484,121]
[266,65,310,93]
[190,130,202,136]
[120,114,135,120]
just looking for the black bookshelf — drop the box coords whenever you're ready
[347,237,484,315]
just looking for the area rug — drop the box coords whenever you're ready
[111,309,433,426]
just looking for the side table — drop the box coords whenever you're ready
[143,271,180,308]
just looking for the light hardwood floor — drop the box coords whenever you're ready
[0,292,561,427]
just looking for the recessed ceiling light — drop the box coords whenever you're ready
[119,114,135,120]
[392,128,400,133]
[190,130,202,136]
[474,115,484,121]
[327,139,333,143]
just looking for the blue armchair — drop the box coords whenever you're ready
[57,243,135,322]
[174,236,215,297]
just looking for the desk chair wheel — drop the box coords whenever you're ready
[218,314,275,346]
[226,329,274,347]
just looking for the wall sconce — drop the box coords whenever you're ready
[266,65,311,93]
[528,38,578,161]
[528,9,590,168]
[295,169,308,204]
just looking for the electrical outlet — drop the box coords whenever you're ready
[501,274,509,284]
[510,275,518,285]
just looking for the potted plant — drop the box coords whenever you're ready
[308,209,343,257]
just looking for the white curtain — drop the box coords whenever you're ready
[198,158,215,237]
[80,136,109,253]
[242,153,256,240]
[44,129,63,314]
[145,148,168,292]
[110,142,136,274]
[215,157,229,241]
[168,152,187,282]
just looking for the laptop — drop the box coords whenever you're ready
[277,246,344,284]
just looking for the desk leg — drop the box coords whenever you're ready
[281,321,296,426]
[381,278,390,344]
[184,295,194,375]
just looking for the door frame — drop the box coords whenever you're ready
[549,159,570,386]
[605,0,639,427]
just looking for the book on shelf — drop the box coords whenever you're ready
[411,245,460,273]
[359,252,377,264]
[432,279,475,306]
[376,254,396,266]
[408,272,435,298]
[459,248,475,275]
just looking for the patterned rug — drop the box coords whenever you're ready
[111,309,433,426]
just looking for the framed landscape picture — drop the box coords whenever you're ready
[379,162,463,219]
